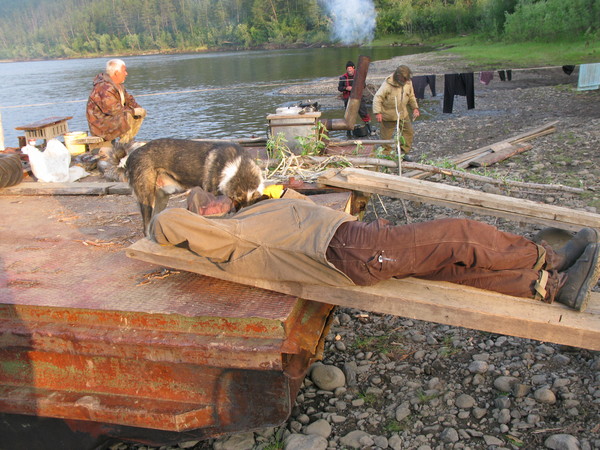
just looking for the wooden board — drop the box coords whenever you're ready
[318,168,600,232]
[126,238,600,351]
[0,181,131,195]
[469,143,532,167]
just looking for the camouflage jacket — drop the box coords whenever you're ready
[86,73,140,141]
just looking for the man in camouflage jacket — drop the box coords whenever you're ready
[86,59,146,143]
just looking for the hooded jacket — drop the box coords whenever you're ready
[150,198,357,286]
[86,73,140,141]
[372,75,419,122]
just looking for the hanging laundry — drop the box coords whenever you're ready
[577,63,600,91]
[562,65,576,76]
[412,75,436,99]
[498,70,512,81]
[479,71,494,85]
[443,73,475,114]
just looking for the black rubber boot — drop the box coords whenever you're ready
[546,227,600,272]
[555,243,600,311]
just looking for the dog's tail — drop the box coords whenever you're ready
[101,141,145,182]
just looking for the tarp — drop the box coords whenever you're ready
[577,63,600,91]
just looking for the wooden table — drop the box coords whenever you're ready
[15,116,73,142]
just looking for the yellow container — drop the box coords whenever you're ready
[64,131,88,155]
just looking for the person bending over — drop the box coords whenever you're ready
[372,65,420,162]
[150,188,600,312]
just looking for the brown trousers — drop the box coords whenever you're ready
[379,118,414,154]
[326,218,557,299]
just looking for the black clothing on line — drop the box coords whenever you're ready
[443,73,475,114]
[412,75,436,99]
[498,70,512,81]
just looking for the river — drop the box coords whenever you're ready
[0,46,431,148]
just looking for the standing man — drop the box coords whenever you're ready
[86,59,146,144]
[372,65,420,161]
[338,61,372,137]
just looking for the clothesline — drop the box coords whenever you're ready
[369,64,575,80]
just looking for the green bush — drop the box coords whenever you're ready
[504,0,600,41]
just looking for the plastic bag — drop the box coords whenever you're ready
[21,139,71,183]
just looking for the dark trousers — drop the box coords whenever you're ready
[344,97,371,123]
[443,73,475,113]
[326,218,550,298]
[412,75,436,99]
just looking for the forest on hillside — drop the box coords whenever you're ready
[0,0,597,60]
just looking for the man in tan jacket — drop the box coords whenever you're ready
[150,188,600,312]
[372,65,420,161]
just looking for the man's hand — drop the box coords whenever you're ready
[413,108,420,119]
[376,113,383,123]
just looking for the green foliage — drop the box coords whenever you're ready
[294,122,329,156]
[0,0,597,59]
[503,0,600,42]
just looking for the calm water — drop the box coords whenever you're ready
[0,47,431,147]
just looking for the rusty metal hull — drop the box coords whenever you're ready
[0,194,334,447]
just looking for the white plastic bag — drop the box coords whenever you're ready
[21,138,71,183]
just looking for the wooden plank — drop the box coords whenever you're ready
[403,121,558,178]
[0,181,131,196]
[126,238,600,351]
[468,143,532,167]
[317,168,600,232]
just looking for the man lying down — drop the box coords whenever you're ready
[149,187,600,312]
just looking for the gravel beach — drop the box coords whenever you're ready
[112,49,600,450]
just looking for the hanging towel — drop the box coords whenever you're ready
[498,70,512,81]
[577,63,600,91]
[479,71,494,85]
[443,73,475,114]
[412,75,436,99]
[562,65,576,76]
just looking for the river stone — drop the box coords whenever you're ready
[340,430,371,449]
[395,402,411,421]
[544,433,581,450]
[388,434,403,450]
[440,427,459,443]
[483,435,505,446]
[342,361,358,387]
[455,393,476,409]
[284,433,328,450]
[494,376,519,392]
[311,364,345,391]
[213,432,255,450]
[304,419,331,438]
[468,360,489,374]
[512,383,532,397]
[534,387,557,404]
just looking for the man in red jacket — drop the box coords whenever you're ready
[338,61,372,137]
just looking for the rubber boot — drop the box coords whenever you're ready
[544,227,600,272]
[555,243,600,311]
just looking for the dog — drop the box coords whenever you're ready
[124,138,264,235]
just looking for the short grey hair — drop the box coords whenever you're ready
[106,59,126,76]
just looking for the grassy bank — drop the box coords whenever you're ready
[373,34,600,69]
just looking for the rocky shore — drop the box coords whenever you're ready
[113,51,600,450]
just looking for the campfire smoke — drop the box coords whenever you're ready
[319,0,377,45]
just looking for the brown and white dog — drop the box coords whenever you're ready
[124,138,264,235]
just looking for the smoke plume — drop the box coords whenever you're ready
[319,0,377,45]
